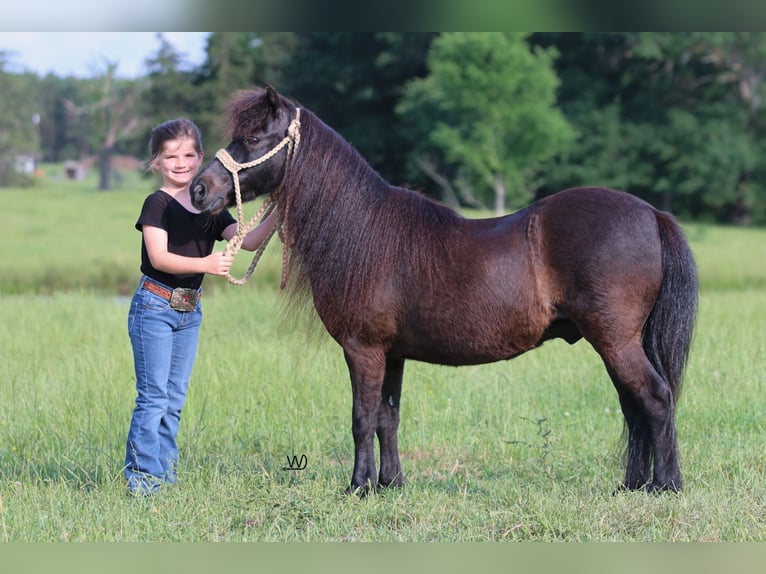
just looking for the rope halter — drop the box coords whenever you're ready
[214,108,301,286]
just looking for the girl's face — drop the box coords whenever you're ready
[154,137,203,191]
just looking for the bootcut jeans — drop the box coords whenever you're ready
[125,276,202,494]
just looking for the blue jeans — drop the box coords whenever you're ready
[125,276,202,493]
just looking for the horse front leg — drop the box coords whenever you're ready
[343,344,386,494]
[377,357,404,488]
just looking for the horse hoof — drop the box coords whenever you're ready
[345,482,374,497]
[378,476,404,490]
[646,481,682,494]
[613,481,681,495]
[612,481,648,495]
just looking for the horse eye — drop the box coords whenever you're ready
[246,135,260,145]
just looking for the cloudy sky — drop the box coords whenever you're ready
[0,32,210,78]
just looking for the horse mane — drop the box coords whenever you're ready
[278,107,465,337]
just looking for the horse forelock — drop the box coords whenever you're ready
[279,109,463,338]
[226,89,275,139]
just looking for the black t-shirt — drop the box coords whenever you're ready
[135,190,236,289]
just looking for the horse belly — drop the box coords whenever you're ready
[393,290,547,366]
[397,339,532,366]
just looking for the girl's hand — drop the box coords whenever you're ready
[205,252,234,276]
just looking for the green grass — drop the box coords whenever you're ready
[1,173,765,541]
[1,289,764,541]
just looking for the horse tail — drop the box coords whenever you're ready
[643,211,698,401]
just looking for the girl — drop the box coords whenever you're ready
[125,118,275,495]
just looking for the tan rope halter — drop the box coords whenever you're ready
[214,108,301,286]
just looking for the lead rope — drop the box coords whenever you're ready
[214,108,301,287]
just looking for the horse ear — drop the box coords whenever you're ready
[266,84,280,114]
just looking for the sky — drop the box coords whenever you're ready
[0,32,210,78]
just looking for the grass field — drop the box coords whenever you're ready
[1,173,765,541]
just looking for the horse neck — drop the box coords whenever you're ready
[282,111,390,253]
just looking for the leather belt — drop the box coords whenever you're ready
[142,278,201,311]
[142,278,173,300]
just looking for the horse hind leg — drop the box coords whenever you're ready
[612,380,652,490]
[603,342,682,493]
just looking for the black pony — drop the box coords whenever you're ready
[191,85,698,494]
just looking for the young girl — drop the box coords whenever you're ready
[125,118,275,495]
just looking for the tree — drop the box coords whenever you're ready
[533,32,766,224]
[143,34,198,117]
[625,33,764,222]
[193,32,262,149]
[0,56,41,186]
[64,63,145,190]
[250,32,297,89]
[122,33,205,159]
[400,33,574,214]
[682,32,766,224]
[35,74,84,163]
[280,33,435,188]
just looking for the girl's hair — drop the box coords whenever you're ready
[148,118,203,167]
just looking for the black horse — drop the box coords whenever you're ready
[191,85,698,494]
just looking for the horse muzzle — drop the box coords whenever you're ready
[190,177,228,214]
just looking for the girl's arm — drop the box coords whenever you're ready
[143,225,233,276]
[222,211,279,252]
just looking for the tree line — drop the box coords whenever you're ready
[2,32,765,225]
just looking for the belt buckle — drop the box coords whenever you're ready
[169,287,199,311]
